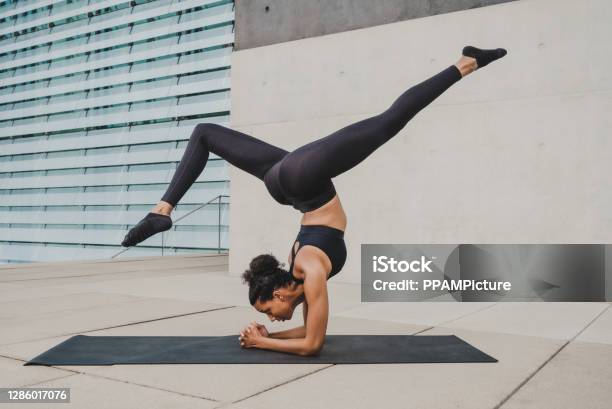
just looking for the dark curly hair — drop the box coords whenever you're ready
[242,253,296,305]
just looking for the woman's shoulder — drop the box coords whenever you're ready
[294,246,332,280]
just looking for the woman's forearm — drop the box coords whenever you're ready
[268,325,306,339]
[255,335,314,356]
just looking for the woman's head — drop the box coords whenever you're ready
[241,253,303,322]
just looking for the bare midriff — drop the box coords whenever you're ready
[300,194,347,232]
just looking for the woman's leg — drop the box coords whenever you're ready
[278,64,463,197]
[161,122,288,207]
[279,45,508,198]
[121,123,287,247]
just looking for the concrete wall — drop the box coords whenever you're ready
[234,0,516,50]
[228,0,611,283]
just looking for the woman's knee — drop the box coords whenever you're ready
[191,123,220,147]
[193,122,218,136]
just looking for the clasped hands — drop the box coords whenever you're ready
[239,321,269,348]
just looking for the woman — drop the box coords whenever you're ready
[121,45,507,356]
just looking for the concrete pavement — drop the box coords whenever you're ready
[1,254,610,408]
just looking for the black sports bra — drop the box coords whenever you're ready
[288,224,347,282]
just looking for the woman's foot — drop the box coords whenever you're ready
[462,45,507,70]
[121,201,174,247]
[455,45,507,77]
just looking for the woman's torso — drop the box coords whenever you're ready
[288,224,347,282]
[300,194,347,230]
[289,195,348,281]
[263,161,348,280]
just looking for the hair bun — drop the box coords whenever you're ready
[242,253,283,286]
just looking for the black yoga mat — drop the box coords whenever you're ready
[24,334,497,365]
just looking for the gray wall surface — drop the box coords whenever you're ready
[227,0,610,284]
[235,0,516,50]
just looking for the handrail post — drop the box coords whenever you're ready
[217,195,221,254]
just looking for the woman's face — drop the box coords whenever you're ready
[253,290,295,322]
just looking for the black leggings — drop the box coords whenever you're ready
[161,64,462,212]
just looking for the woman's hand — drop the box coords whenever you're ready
[239,322,268,348]
[250,321,269,337]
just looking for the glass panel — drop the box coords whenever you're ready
[88,6,131,24]
[49,91,86,104]
[47,168,84,176]
[84,185,122,193]
[49,72,88,87]
[131,35,178,53]
[177,68,229,85]
[179,24,233,45]
[131,76,177,91]
[46,150,83,159]
[50,0,85,16]
[88,26,131,44]
[87,65,130,80]
[132,0,173,13]
[85,166,124,174]
[86,146,125,156]
[130,56,178,72]
[131,14,177,33]
[130,98,175,112]
[49,18,86,35]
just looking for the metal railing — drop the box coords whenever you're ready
[111,194,230,259]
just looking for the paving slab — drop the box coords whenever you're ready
[23,373,218,409]
[0,296,228,346]
[223,326,565,409]
[0,282,24,291]
[574,305,612,344]
[440,302,608,340]
[0,255,227,282]
[0,292,151,320]
[0,355,73,388]
[60,363,330,404]
[45,272,251,307]
[0,284,102,303]
[0,265,227,289]
[333,301,497,326]
[501,340,612,409]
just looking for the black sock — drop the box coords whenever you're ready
[462,45,507,69]
[121,212,173,247]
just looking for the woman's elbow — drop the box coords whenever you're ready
[300,341,324,357]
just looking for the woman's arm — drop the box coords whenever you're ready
[268,325,305,339]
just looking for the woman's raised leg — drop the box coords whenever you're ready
[278,46,506,198]
[121,123,287,247]
[161,123,288,207]
[279,64,464,197]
